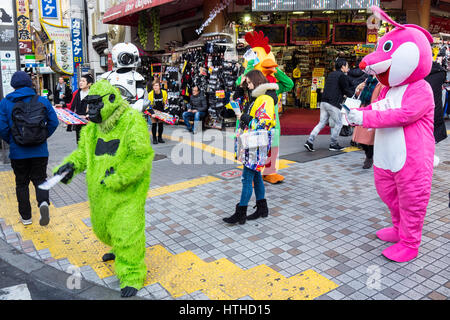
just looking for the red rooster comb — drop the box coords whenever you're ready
[245,30,271,54]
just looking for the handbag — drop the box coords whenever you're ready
[238,129,269,149]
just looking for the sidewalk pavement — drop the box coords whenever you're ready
[0,123,449,300]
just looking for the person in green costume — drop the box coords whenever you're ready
[54,80,154,297]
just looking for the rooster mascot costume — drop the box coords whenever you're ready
[347,7,435,262]
[236,31,294,184]
[54,80,154,296]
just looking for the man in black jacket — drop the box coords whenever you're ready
[182,86,208,133]
[54,76,72,106]
[304,58,354,151]
[425,61,447,144]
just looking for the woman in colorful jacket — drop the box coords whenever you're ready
[146,80,168,144]
[223,70,278,225]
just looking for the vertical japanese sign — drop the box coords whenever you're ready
[41,20,73,75]
[0,0,20,99]
[71,18,83,91]
[40,0,59,19]
[16,0,32,54]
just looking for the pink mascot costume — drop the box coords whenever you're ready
[348,6,435,262]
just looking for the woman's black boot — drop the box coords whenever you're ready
[247,199,269,220]
[223,204,247,225]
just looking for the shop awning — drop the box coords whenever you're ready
[103,0,177,26]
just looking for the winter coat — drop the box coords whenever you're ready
[54,83,72,105]
[235,82,278,171]
[188,93,208,113]
[147,90,168,112]
[321,70,354,109]
[425,61,447,143]
[347,67,369,92]
[0,87,59,159]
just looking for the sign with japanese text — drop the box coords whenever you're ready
[40,0,59,20]
[1,50,18,97]
[41,20,73,75]
[16,0,32,54]
[71,18,83,91]
[290,18,329,45]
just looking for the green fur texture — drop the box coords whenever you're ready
[55,80,154,289]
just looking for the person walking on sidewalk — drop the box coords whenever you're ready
[352,76,384,169]
[304,58,354,152]
[223,70,278,225]
[0,71,59,226]
[67,74,94,144]
[182,86,208,133]
[146,80,168,144]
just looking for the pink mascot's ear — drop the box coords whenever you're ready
[370,6,404,29]
[404,24,434,44]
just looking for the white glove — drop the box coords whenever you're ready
[347,109,363,126]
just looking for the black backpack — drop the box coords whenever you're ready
[11,95,48,146]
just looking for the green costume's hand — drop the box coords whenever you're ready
[54,162,75,184]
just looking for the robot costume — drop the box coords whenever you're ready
[101,43,149,112]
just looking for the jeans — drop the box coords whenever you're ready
[308,102,343,145]
[182,111,205,132]
[239,166,265,207]
[10,157,49,220]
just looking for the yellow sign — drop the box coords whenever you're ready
[312,68,325,77]
[310,91,317,109]
[16,0,33,54]
[293,67,301,79]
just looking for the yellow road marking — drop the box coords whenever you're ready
[163,133,238,163]
[163,133,296,171]
[342,146,361,153]
[0,170,338,299]
[147,176,220,198]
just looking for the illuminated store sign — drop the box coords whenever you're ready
[252,0,380,11]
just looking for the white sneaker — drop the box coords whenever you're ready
[21,218,32,226]
[39,201,50,226]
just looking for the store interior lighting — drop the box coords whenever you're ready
[244,15,251,22]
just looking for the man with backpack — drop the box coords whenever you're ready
[0,71,59,226]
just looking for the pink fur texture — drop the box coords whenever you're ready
[359,7,435,263]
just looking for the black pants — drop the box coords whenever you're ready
[361,144,374,159]
[74,124,86,144]
[11,157,49,220]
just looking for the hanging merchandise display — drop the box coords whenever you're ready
[196,0,233,35]
[150,7,160,50]
[138,11,148,48]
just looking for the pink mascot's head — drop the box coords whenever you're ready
[360,6,433,87]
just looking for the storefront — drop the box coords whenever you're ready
[103,0,241,129]
[229,0,391,108]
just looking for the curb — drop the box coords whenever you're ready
[0,237,148,300]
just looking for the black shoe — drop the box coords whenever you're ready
[102,252,115,262]
[121,286,138,298]
[329,143,344,151]
[158,137,165,143]
[304,141,314,152]
[362,157,373,169]
[152,138,158,144]
[247,199,269,220]
[223,204,247,225]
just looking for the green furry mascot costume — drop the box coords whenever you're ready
[54,80,154,297]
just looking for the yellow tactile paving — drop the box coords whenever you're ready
[0,170,338,299]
